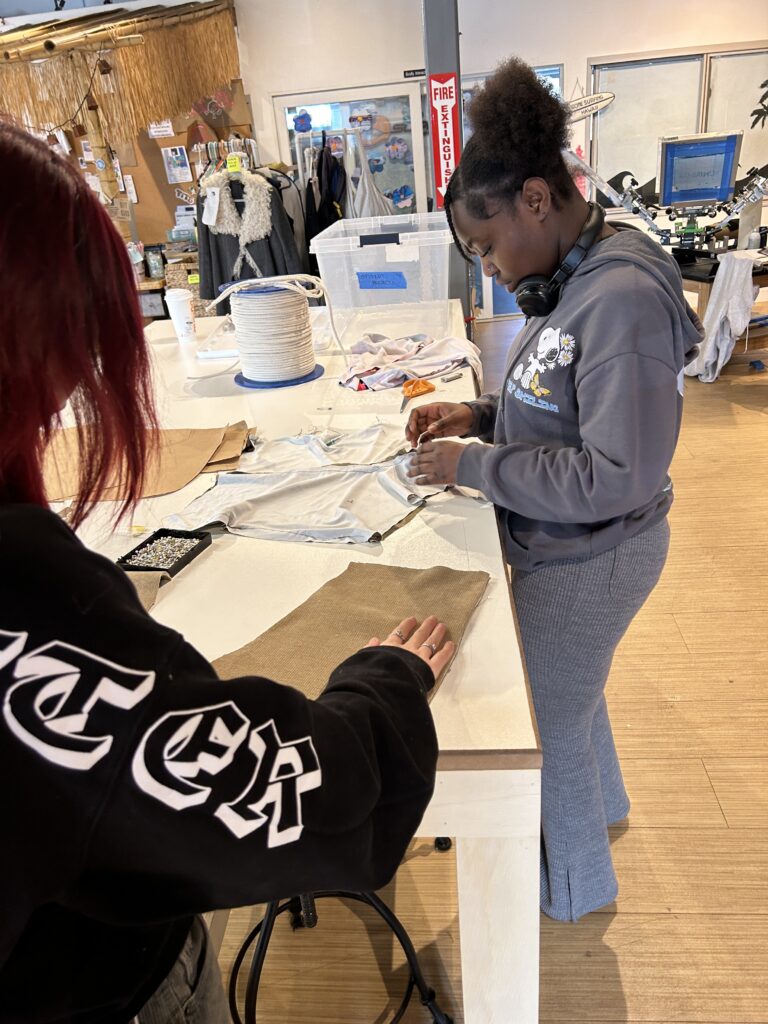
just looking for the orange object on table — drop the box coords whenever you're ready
[402,379,436,399]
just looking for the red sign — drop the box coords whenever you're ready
[429,73,461,209]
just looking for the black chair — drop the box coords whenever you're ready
[228,867,455,1024]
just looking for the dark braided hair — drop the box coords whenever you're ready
[445,57,574,262]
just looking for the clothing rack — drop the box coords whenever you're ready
[192,136,260,183]
[293,127,362,191]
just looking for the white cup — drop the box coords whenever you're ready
[165,288,196,340]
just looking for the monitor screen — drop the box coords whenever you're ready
[658,132,742,209]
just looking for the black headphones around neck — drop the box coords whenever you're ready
[514,202,605,318]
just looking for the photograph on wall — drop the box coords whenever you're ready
[161,145,193,184]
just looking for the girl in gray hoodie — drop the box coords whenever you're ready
[407,58,703,922]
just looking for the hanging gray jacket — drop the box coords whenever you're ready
[457,227,704,571]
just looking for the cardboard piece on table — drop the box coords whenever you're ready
[126,570,171,611]
[44,427,226,502]
[202,421,250,473]
[213,562,490,702]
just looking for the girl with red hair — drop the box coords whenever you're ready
[0,122,451,1023]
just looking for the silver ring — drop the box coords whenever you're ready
[392,629,406,641]
[420,642,437,655]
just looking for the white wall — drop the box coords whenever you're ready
[234,0,424,162]
[235,0,768,164]
[458,0,768,153]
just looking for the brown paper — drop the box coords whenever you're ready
[126,570,170,611]
[213,563,490,702]
[44,427,226,502]
[201,421,250,474]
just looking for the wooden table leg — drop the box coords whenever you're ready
[456,835,540,1023]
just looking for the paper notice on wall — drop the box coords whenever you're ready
[124,174,138,203]
[81,139,94,162]
[111,197,132,222]
[113,157,125,192]
[161,145,193,184]
[148,119,175,138]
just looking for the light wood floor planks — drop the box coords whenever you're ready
[217,323,768,1023]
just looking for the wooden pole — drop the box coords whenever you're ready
[82,100,133,241]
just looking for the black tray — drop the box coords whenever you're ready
[117,528,212,577]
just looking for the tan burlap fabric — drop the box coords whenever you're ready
[213,562,489,701]
[126,570,170,611]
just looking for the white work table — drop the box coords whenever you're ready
[83,300,541,1023]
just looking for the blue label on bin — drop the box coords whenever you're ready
[356,271,408,290]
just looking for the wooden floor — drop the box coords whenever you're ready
[218,318,768,1023]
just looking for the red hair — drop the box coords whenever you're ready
[0,122,158,527]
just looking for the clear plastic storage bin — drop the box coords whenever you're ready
[310,213,453,342]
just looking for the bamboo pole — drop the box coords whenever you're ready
[82,101,132,241]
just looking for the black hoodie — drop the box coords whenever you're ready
[0,505,437,1023]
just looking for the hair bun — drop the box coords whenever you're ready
[467,57,571,166]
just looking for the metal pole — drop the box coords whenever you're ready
[422,0,469,320]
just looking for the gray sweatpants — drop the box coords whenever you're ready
[512,518,670,922]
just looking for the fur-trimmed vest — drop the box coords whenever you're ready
[203,170,273,278]
[197,172,303,305]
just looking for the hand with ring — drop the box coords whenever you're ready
[366,615,455,678]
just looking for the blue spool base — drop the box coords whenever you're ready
[234,364,325,390]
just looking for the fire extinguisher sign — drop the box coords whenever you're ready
[429,73,461,210]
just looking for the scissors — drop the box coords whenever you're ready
[399,378,436,414]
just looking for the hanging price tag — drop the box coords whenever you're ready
[202,186,220,226]
[226,153,243,173]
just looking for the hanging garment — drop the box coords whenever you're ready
[198,170,302,307]
[341,333,483,391]
[346,134,394,219]
[276,175,310,273]
[237,423,407,474]
[164,455,441,544]
[684,251,759,382]
[306,142,347,271]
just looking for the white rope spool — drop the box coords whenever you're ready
[208,275,347,388]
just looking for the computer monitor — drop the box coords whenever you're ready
[658,131,743,210]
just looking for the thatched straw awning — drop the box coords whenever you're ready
[0,1,240,140]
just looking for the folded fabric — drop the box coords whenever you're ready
[212,562,490,701]
[237,422,407,474]
[164,454,440,544]
[340,333,483,391]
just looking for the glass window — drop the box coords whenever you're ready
[284,94,419,211]
[707,50,768,177]
[593,56,703,195]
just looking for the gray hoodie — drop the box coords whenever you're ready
[457,227,704,571]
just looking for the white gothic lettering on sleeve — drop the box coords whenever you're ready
[1,631,155,770]
[1,629,323,848]
[133,707,322,847]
